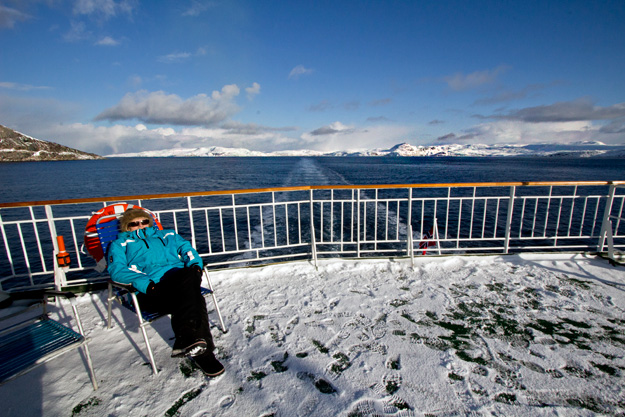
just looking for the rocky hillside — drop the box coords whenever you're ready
[0,125,102,162]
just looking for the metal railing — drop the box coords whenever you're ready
[1,181,623,291]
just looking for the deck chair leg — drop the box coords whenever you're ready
[81,341,99,390]
[70,299,99,390]
[203,269,227,333]
[106,282,114,329]
[129,292,159,375]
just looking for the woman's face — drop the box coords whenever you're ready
[127,217,151,231]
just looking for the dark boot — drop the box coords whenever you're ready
[172,338,207,358]
[192,350,225,377]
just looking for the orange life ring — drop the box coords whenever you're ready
[84,203,162,262]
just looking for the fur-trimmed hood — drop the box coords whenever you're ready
[119,208,154,232]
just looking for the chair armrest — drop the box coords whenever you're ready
[43,290,76,299]
[108,280,136,293]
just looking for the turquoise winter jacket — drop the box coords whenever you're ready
[107,226,203,294]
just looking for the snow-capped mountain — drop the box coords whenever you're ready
[108,141,625,158]
[0,125,102,162]
[2,122,622,160]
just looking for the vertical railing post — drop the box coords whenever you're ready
[469,187,476,239]
[356,189,361,258]
[187,196,196,248]
[504,186,516,254]
[45,205,66,289]
[0,212,16,283]
[232,194,239,251]
[30,207,47,273]
[445,187,451,245]
[407,188,413,256]
[408,223,414,267]
[597,184,616,252]
[309,189,318,269]
[434,217,442,256]
[272,191,278,246]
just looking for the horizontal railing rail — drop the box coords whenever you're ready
[1,181,623,292]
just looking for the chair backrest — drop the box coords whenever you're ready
[96,215,122,259]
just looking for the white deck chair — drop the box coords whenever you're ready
[0,290,98,390]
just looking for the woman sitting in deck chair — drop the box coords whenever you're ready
[107,208,225,377]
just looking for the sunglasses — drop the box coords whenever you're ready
[128,219,150,228]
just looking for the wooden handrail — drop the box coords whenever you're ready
[1,181,623,209]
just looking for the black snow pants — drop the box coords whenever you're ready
[136,267,215,351]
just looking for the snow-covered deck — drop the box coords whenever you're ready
[2,254,625,416]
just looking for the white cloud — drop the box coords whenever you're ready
[127,75,143,88]
[308,100,333,112]
[601,119,625,134]
[473,83,553,105]
[94,86,243,126]
[36,123,155,155]
[0,81,51,91]
[289,65,314,80]
[95,36,119,46]
[344,101,360,111]
[34,123,223,155]
[18,111,625,158]
[157,47,208,63]
[444,65,509,91]
[182,0,217,16]
[438,119,623,145]
[245,82,261,100]
[369,98,392,107]
[302,122,412,152]
[98,122,298,154]
[72,0,136,20]
[220,120,296,135]
[63,20,90,42]
[367,116,392,123]
[0,5,31,29]
[157,52,192,63]
[126,74,169,89]
[309,121,353,136]
[494,98,625,123]
[35,119,400,155]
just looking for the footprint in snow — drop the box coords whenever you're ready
[347,396,412,416]
[335,329,350,339]
[296,394,319,417]
[284,315,299,335]
[219,395,235,408]
[371,373,402,396]
[325,352,351,379]
[386,355,401,370]
[296,371,338,394]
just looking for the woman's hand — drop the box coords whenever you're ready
[191,265,203,280]
[145,280,158,295]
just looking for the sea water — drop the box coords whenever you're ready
[1,156,624,204]
[0,156,624,286]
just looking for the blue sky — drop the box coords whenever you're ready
[1,0,624,155]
